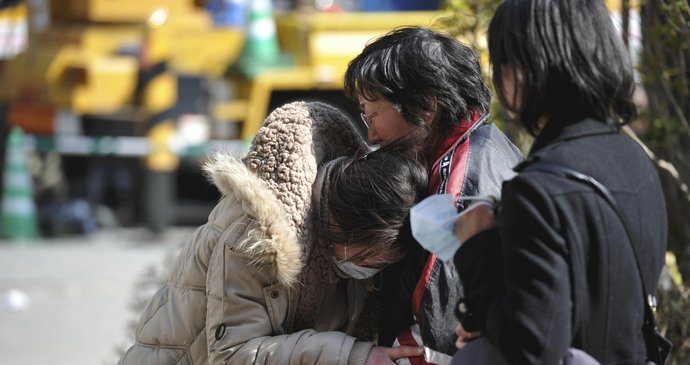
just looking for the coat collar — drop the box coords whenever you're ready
[516,118,620,171]
[428,111,484,167]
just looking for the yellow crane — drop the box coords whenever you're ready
[0,0,447,231]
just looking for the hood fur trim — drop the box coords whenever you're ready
[204,101,366,287]
[204,153,302,287]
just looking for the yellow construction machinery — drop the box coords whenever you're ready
[0,0,446,231]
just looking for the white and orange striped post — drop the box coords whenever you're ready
[0,126,37,240]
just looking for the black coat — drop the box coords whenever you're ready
[455,118,667,364]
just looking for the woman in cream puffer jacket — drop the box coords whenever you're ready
[118,101,420,365]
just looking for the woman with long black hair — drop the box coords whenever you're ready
[452,0,668,364]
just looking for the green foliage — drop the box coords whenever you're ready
[658,275,690,365]
[438,0,501,52]
[639,0,690,247]
[639,1,690,362]
[639,0,690,143]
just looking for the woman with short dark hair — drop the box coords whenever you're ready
[345,26,492,147]
[452,0,667,364]
[345,26,524,361]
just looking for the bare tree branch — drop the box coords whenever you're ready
[622,126,690,207]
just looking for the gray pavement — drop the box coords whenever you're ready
[0,227,194,365]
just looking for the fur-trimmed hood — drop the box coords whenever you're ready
[204,101,365,286]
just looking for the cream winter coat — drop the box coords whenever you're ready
[118,102,378,365]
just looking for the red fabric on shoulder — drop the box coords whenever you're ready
[413,112,477,327]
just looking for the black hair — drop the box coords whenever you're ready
[488,0,636,135]
[0,0,22,10]
[344,26,491,139]
[321,141,428,267]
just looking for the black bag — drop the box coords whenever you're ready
[528,162,672,365]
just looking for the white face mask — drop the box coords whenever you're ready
[410,194,496,262]
[331,256,380,280]
[410,194,461,262]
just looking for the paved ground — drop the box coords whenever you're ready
[0,227,194,365]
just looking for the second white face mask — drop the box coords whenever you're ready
[331,256,380,280]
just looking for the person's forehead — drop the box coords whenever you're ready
[333,243,393,259]
[358,90,385,103]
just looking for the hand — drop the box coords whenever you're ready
[454,201,496,245]
[455,322,482,349]
[364,345,424,365]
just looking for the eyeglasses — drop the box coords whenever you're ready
[359,107,384,129]
[359,104,401,129]
[330,242,404,269]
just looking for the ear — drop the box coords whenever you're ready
[425,98,438,126]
